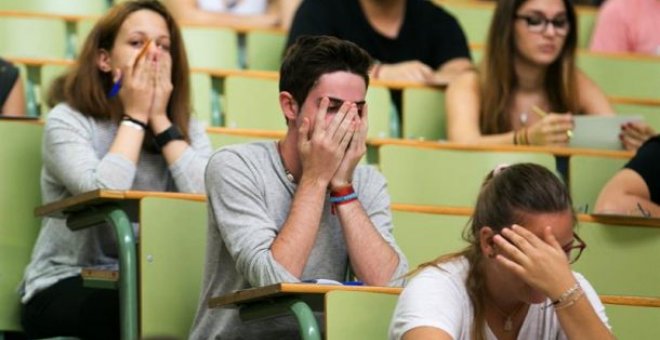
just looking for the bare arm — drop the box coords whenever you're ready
[432,58,473,85]
[577,69,615,116]
[164,0,279,28]
[1,76,26,116]
[335,195,399,286]
[445,71,515,144]
[595,169,659,216]
[403,327,453,340]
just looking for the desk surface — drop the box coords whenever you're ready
[34,189,205,218]
[208,283,403,308]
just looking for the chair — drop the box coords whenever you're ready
[325,290,399,340]
[223,74,283,130]
[245,30,286,71]
[379,144,556,206]
[366,85,396,138]
[0,121,43,336]
[577,53,660,101]
[392,209,469,269]
[0,16,68,59]
[603,298,660,339]
[572,220,660,297]
[190,72,213,126]
[0,0,107,16]
[181,26,240,69]
[569,155,628,212]
[139,197,208,339]
[401,86,446,141]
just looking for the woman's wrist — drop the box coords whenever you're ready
[149,114,172,134]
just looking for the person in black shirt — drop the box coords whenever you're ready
[286,0,472,85]
[596,135,660,217]
[0,58,26,116]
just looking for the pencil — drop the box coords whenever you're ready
[531,105,547,118]
[133,38,152,67]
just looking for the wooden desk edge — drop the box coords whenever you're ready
[34,190,206,217]
[391,204,660,228]
[208,283,402,308]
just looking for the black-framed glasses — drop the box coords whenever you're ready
[515,14,570,36]
[562,232,586,264]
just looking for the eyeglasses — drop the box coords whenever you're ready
[515,14,570,36]
[562,232,586,264]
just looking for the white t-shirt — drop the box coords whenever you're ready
[389,257,610,340]
[196,0,268,15]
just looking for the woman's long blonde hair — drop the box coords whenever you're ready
[479,0,579,135]
[409,163,575,340]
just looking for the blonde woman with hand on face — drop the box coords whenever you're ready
[390,164,613,340]
[20,2,211,339]
[445,0,653,150]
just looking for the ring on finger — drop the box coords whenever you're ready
[566,129,573,139]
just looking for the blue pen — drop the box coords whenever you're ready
[342,281,364,286]
[107,79,122,98]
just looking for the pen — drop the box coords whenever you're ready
[107,39,152,98]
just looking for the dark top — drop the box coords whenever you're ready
[0,58,19,113]
[286,0,471,69]
[625,135,660,204]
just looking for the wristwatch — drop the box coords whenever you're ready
[154,125,184,149]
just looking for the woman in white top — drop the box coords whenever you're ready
[445,0,653,150]
[390,163,613,340]
[165,0,300,29]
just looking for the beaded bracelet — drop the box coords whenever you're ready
[553,283,585,310]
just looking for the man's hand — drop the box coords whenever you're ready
[330,103,368,189]
[298,97,358,187]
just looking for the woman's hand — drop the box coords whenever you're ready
[148,51,174,133]
[621,121,656,151]
[493,225,576,300]
[526,113,574,146]
[117,45,157,124]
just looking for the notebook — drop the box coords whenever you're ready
[569,115,643,150]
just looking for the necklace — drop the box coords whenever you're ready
[519,111,529,126]
[276,141,295,183]
[487,297,527,332]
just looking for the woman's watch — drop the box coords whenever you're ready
[154,125,184,149]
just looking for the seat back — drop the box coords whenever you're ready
[379,145,556,206]
[224,75,283,130]
[190,72,213,126]
[0,121,43,332]
[245,30,286,71]
[181,26,239,69]
[139,197,208,339]
[207,128,282,150]
[392,210,469,269]
[572,221,660,297]
[0,16,68,59]
[569,155,628,212]
[325,290,399,340]
[402,86,446,140]
[577,53,660,101]
[0,0,107,15]
[604,300,660,339]
[614,102,660,132]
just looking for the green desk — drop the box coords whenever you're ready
[209,283,402,340]
[35,189,205,340]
